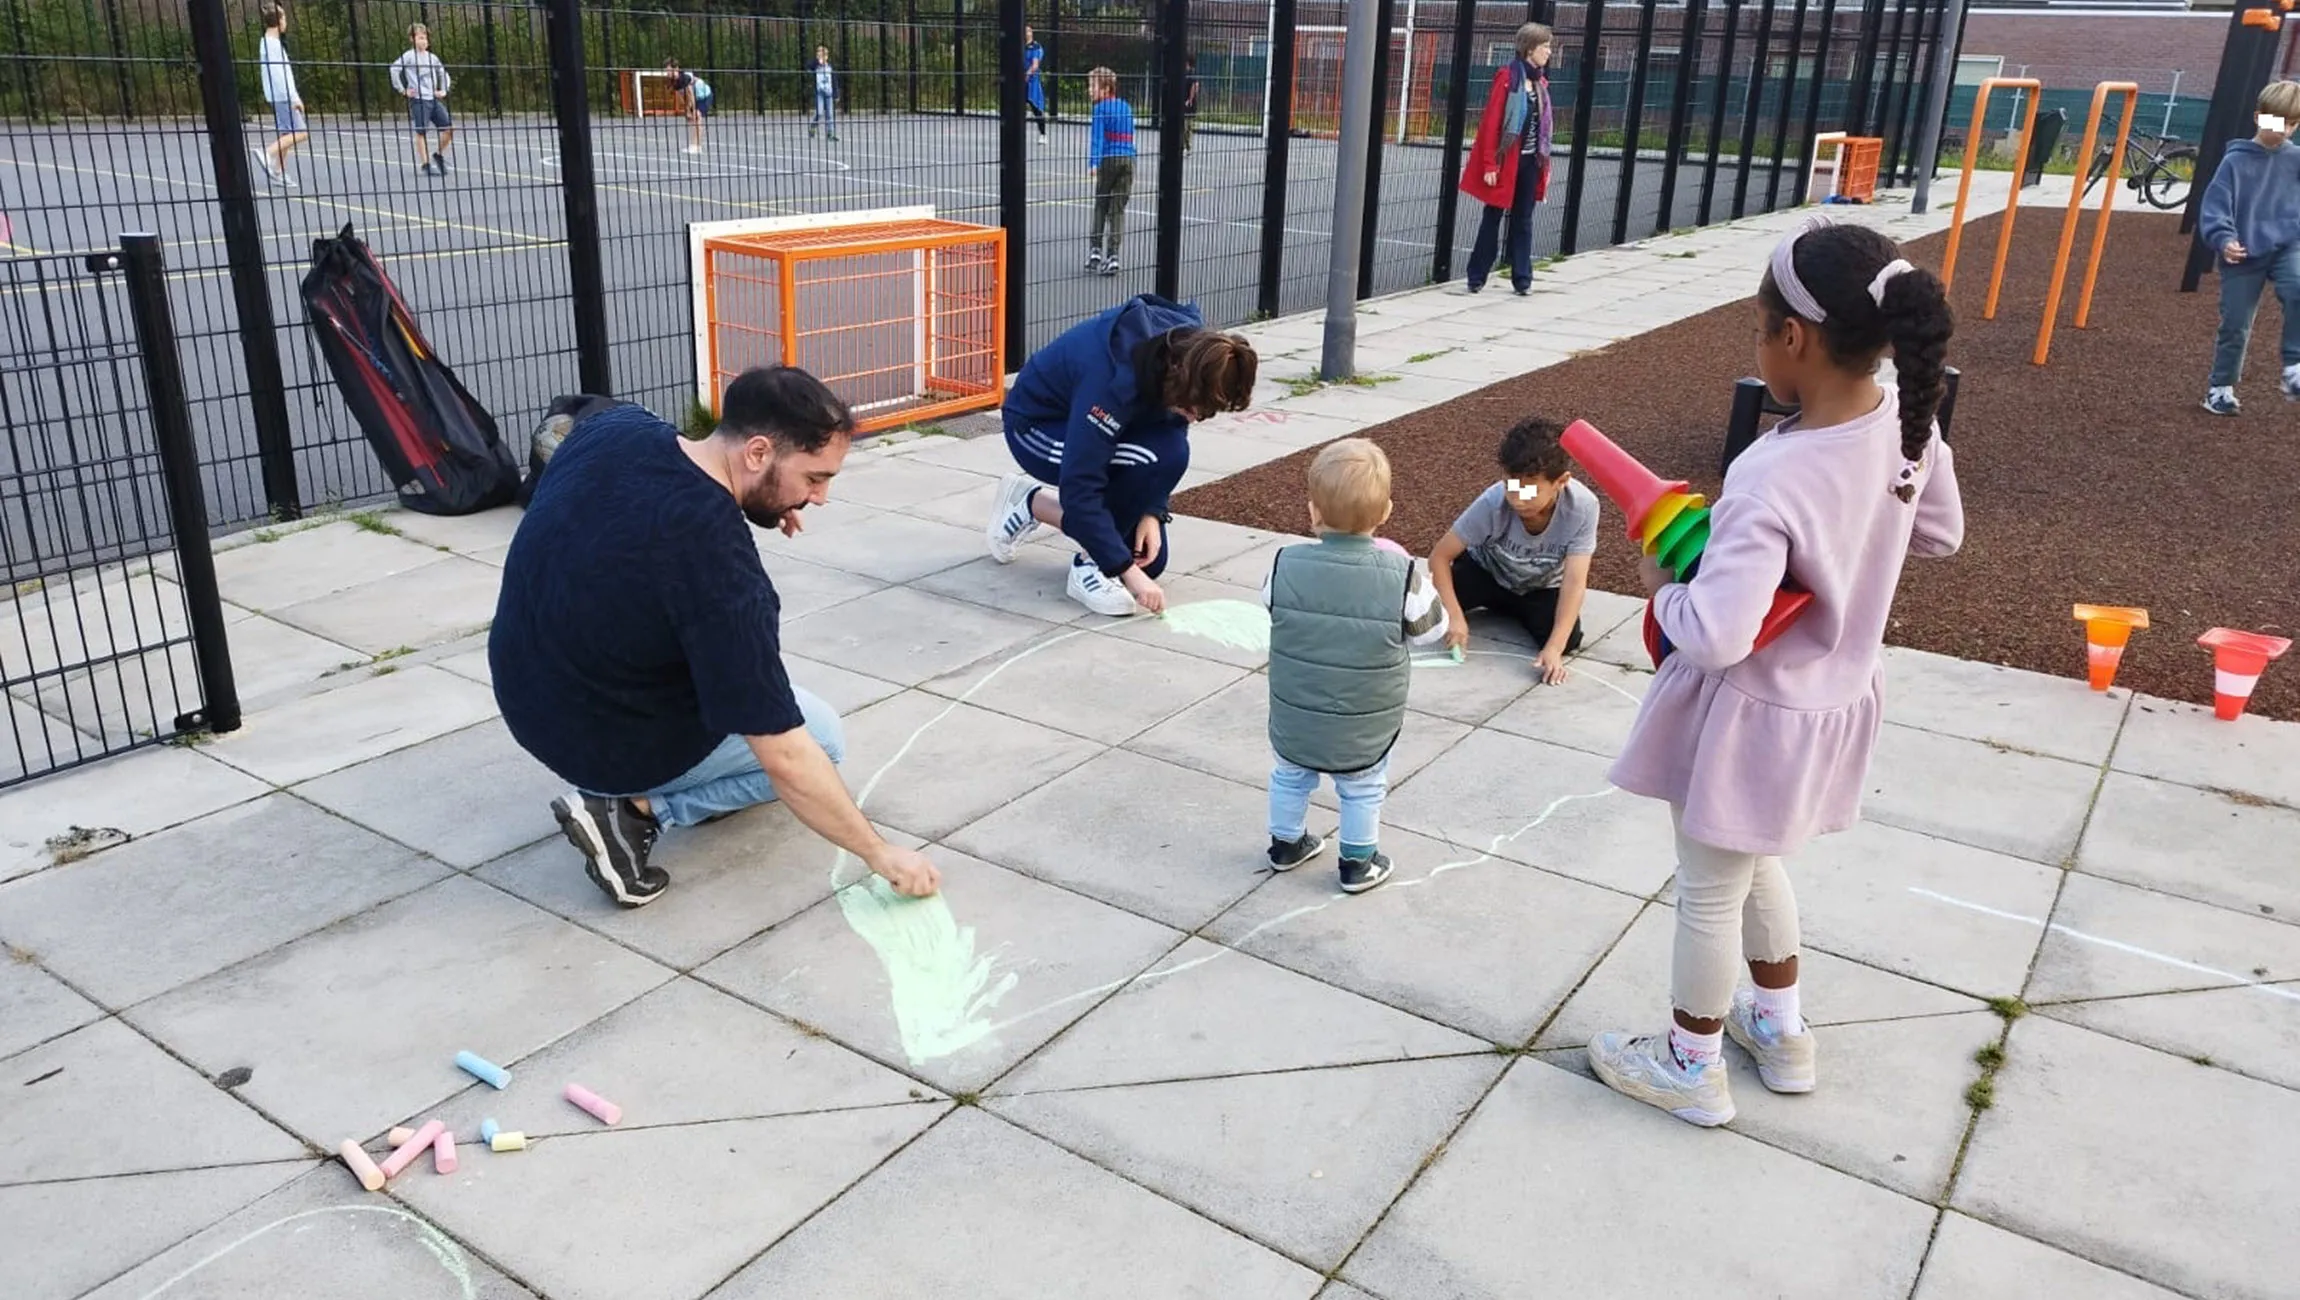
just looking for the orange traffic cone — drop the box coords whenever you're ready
[1559,419,1690,545]
[2197,628,2292,721]
[2072,605,2148,692]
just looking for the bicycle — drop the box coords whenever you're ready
[2082,129,2197,211]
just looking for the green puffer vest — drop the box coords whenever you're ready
[1266,534,1411,774]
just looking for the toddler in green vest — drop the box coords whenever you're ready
[1260,439,1449,893]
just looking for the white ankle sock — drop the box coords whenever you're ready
[1668,1023,1723,1073]
[1753,983,1804,1035]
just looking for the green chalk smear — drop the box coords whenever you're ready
[1158,599,1271,653]
[831,856,1019,1065]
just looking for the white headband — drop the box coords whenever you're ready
[1770,218,1919,320]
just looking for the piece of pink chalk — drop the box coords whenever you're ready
[378,1119,445,1178]
[338,1139,385,1192]
[564,1082,621,1125]
[432,1131,458,1175]
[387,1126,416,1147]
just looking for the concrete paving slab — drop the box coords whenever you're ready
[904,476,1004,532]
[1384,731,1674,897]
[1212,408,1365,453]
[827,455,997,510]
[710,1108,1323,1300]
[1865,721,2101,865]
[2078,770,2300,920]
[994,1056,1503,1269]
[400,1106,938,1300]
[783,653,906,715]
[0,794,444,1008]
[922,626,1248,744]
[836,692,1105,840]
[434,644,492,687]
[913,552,1099,626]
[892,430,1039,475]
[1879,645,2127,767]
[1317,1285,1382,1300]
[700,847,1181,1092]
[1160,515,1295,576]
[203,665,501,786]
[2042,981,2300,1092]
[1103,576,1277,669]
[777,510,986,584]
[1479,659,1650,758]
[220,613,368,704]
[1127,676,1469,809]
[1176,431,1295,477]
[0,698,103,785]
[2027,872,2300,1001]
[126,875,668,1145]
[293,720,559,868]
[1399,641,1538,725]
[0,1160,306,1300]
[1206,825,1646,1043]
[379,505,523,555]
[0,955,102,1059]
[80,1167,535,1300]
[999,938,1484,1094]
[1913,1212,2189,1300]
[0,744,266,884]
[1199,539,1290,589]
[1343,1059,1934,1300]
[1954,1016,2298,1300]
[755,553,887,622]
[779,586,1055,687]
[0,1018,303,1181]
[0,570,191,681]
[271,556,503,656]
[2114,695,2300,809]
[945,749,1272,929]
[1793,820,2062,998]
[211,522,451,612]
[1574,607,1655,670]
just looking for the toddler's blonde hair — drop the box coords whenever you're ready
[2260,80,2300,123]
[1307,438,1393,535]
[1089,66,1118,97]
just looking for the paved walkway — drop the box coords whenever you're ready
[4,170,2294,1300]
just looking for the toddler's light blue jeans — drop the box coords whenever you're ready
[601,685,844,828]
[1269,752,1390,854]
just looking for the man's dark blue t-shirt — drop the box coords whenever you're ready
[490,406,805,795]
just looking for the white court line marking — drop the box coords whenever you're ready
[1908,887,2300,1005]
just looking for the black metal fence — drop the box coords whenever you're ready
[0,0,1955,532]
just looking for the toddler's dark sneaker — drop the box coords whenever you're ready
[551,792,667,907]
[1267,830,1326,871]
[2202,386,2240,416]
[1338,849,1393,894]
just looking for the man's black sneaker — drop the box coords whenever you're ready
[551,793,668,907]
[1268,831,1326,871]
[1338,850,1393,894]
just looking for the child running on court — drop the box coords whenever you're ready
[391,24,454,176]
[1427,417,1598,684]
[2197,79,2300,415]
[665,58,713,155]
[251,2,306,188]
[1261,439,1449,894]
[808,45,839,141]
[1587,217,1963,1127]
[1086,66,1136,277]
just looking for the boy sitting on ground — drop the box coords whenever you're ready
[1428,416,1599,684]
[1262,439,1449,894]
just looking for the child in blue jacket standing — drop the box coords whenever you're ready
[2199,80,2300,415]
[986,294,1258,616]
[1086,67,1137,276]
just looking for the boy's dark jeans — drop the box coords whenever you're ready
[2210,245,2300,387]
[1092,157,1135,257]
[1450,553,1583,651]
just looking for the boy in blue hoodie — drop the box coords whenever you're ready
[2198,80,2300,415]
[986,294,1258,616]
[1086,67,1137,276]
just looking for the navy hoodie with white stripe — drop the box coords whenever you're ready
[1005,294,1202,575]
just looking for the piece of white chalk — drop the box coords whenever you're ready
[480,1118,500,1144]
[387,1126,416,1147]
[379,1119,445,1179]
[432,1131,458,1175]
[338,1139,385,1192]
[489,1131,528,1152]
[454,1050,511,1090]
[564,1082,622,1125]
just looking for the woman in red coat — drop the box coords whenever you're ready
[1459,23,1555,295]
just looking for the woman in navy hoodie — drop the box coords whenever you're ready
[2198,80,2300,416]
[986,294,1258,616]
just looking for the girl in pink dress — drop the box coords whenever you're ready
[1587,218,1965,1126]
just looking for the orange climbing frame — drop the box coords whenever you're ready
[1941,76,2042,319]
[2033,82,2140,366]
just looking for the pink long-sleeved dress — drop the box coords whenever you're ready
[1609,389,1965,856]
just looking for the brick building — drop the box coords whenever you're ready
[1958,2,2300,110]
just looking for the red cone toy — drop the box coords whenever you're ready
[2197,628,2291,721]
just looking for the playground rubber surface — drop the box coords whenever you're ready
[1176,210,2300,722]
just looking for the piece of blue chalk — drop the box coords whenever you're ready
[455,1050,511,1090]
[480,1118,500,1144]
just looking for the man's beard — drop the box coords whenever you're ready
[739,463,801,530]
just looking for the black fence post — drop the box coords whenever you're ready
[1875,0,1913,174]
[544,0,611,395]
[346,0,371,119]
[1558,0,1603,254]
[115,234,240,735]
[1844,0,1882,135]
[1655,0,1705,234]
[1434,0,1479,281]
[1000,0,1027,357]
[754,17,768,114]
[1699,0,1742,226]
[1045,1,1061,120]
[1731,0,1775,218]
[1357,0,1397,295]
[953,0,967,116]
[1793,0,1836,203]
[1258,0,1297,317]
[1890,0,1937,184]
[1156,0,1189,302]
[188,0,301,521]
[482,2,503,118]
[1612,0,1660,245]
[100,0,131,116]
[907,0,920,114]
[1764,0,1809,208]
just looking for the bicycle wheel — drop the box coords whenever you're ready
[2143,147,2197,210]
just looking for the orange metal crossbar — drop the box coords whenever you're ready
[1942,76,2042,317]
[2034,82,2140,366]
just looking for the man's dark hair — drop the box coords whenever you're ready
[1498,416,1570,480]
[716,366,855,452]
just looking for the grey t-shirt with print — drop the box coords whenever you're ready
[1451,478,1601,593]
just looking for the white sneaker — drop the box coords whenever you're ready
[985,473,1048,563]
[1066,555,1139,617]
[247,145,277,181]
[1587,1030,1735,1127]
[1724,989,1818,1094]
[2203,386,2241,416]
[684,144,703,155]
[2282,365,2300,402]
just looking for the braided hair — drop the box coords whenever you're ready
[1757,223,1954,502]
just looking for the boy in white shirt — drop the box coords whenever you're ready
[251,2,306,187]
[391,24,455,176]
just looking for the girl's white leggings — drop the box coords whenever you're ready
[1671,807,1803,1020]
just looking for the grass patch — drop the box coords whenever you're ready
[951,1091,981,1107]
[2191,1054,2215,1067]
[1661,250,1699,259]
[2213,786,2277,809]
[1985,996,2028,1022]
[374,646,416,662]
[684,400,718,440]
[1972,1043,2005,1070]
[371,664,399,676]
[7,943,36,964]
[13,577,43,597]
[1407,348,1456,364]
[44,825,127,865]
[347,510,400,537]
[1964,1076,1995,1111]
[904,421,955,438]
[1280,373,1326,398]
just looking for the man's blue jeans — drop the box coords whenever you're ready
[2211,245,2300,387]
[1269,752,1391,855]
[597,685,844,828]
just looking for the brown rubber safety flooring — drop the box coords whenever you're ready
[1175,209,2300,723]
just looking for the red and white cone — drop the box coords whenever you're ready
[2197,628,2292,721]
